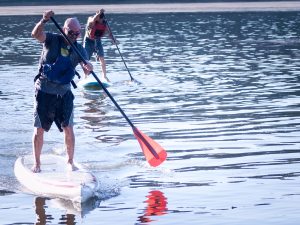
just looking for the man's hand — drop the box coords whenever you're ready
[42,10,54,22]
[97,9,105,19]
[81,61,93,75]
[98,9,105,15]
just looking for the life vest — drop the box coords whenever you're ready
[89,21,107,40]
[41,37,75,85]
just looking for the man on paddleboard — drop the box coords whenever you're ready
[83,9,118,82]
[31,10,93,173]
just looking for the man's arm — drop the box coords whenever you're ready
[87,9,105,29]
[31,10,54,42]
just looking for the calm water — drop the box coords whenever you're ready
[1,11,300,225]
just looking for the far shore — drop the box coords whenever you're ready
[0,1,300,15]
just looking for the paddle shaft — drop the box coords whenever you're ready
[51,17,163,161]
[103,15,135,82]
[50,17,135,128]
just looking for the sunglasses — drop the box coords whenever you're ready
[67,29,81,37]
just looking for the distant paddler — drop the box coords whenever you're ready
[83,9,119,83]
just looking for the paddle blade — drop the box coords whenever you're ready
[133,127,167,167]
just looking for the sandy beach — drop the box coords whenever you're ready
[0,1,300,15]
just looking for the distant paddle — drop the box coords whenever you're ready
[50,17,166,167]
[103,14,141,84]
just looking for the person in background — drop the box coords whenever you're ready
[31,10,93,173]
[83,9,118,82]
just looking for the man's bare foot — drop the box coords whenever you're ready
[31,165,41,173]
[102,76,110,83]
[66,163,79,172]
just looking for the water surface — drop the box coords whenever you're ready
[0,11,300,225]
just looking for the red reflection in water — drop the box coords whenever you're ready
[137,190,168,224]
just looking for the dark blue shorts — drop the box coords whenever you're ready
[33,90,74,132]
[83,37,104,59]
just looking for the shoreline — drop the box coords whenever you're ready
[0,1,300,15]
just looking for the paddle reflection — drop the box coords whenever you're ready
[80,91,107,126]
[136,190,168,224]
[79,91,109,131]
[34,196,100,224]
[79,90,126,145]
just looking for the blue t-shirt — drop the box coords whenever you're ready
[35,32,88,95]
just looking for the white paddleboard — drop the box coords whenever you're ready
[77,76,111,90]
[14,154,98,203]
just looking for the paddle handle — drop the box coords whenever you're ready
[50,17,135,128]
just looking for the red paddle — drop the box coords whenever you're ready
[50,17,167,167]
[133,127,167,167]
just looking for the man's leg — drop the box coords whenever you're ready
[98,56,109,82]
[95,40,109,82]
[32,127,44,173]
[63,125,77,170]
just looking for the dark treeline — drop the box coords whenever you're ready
[0,0,298,6]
